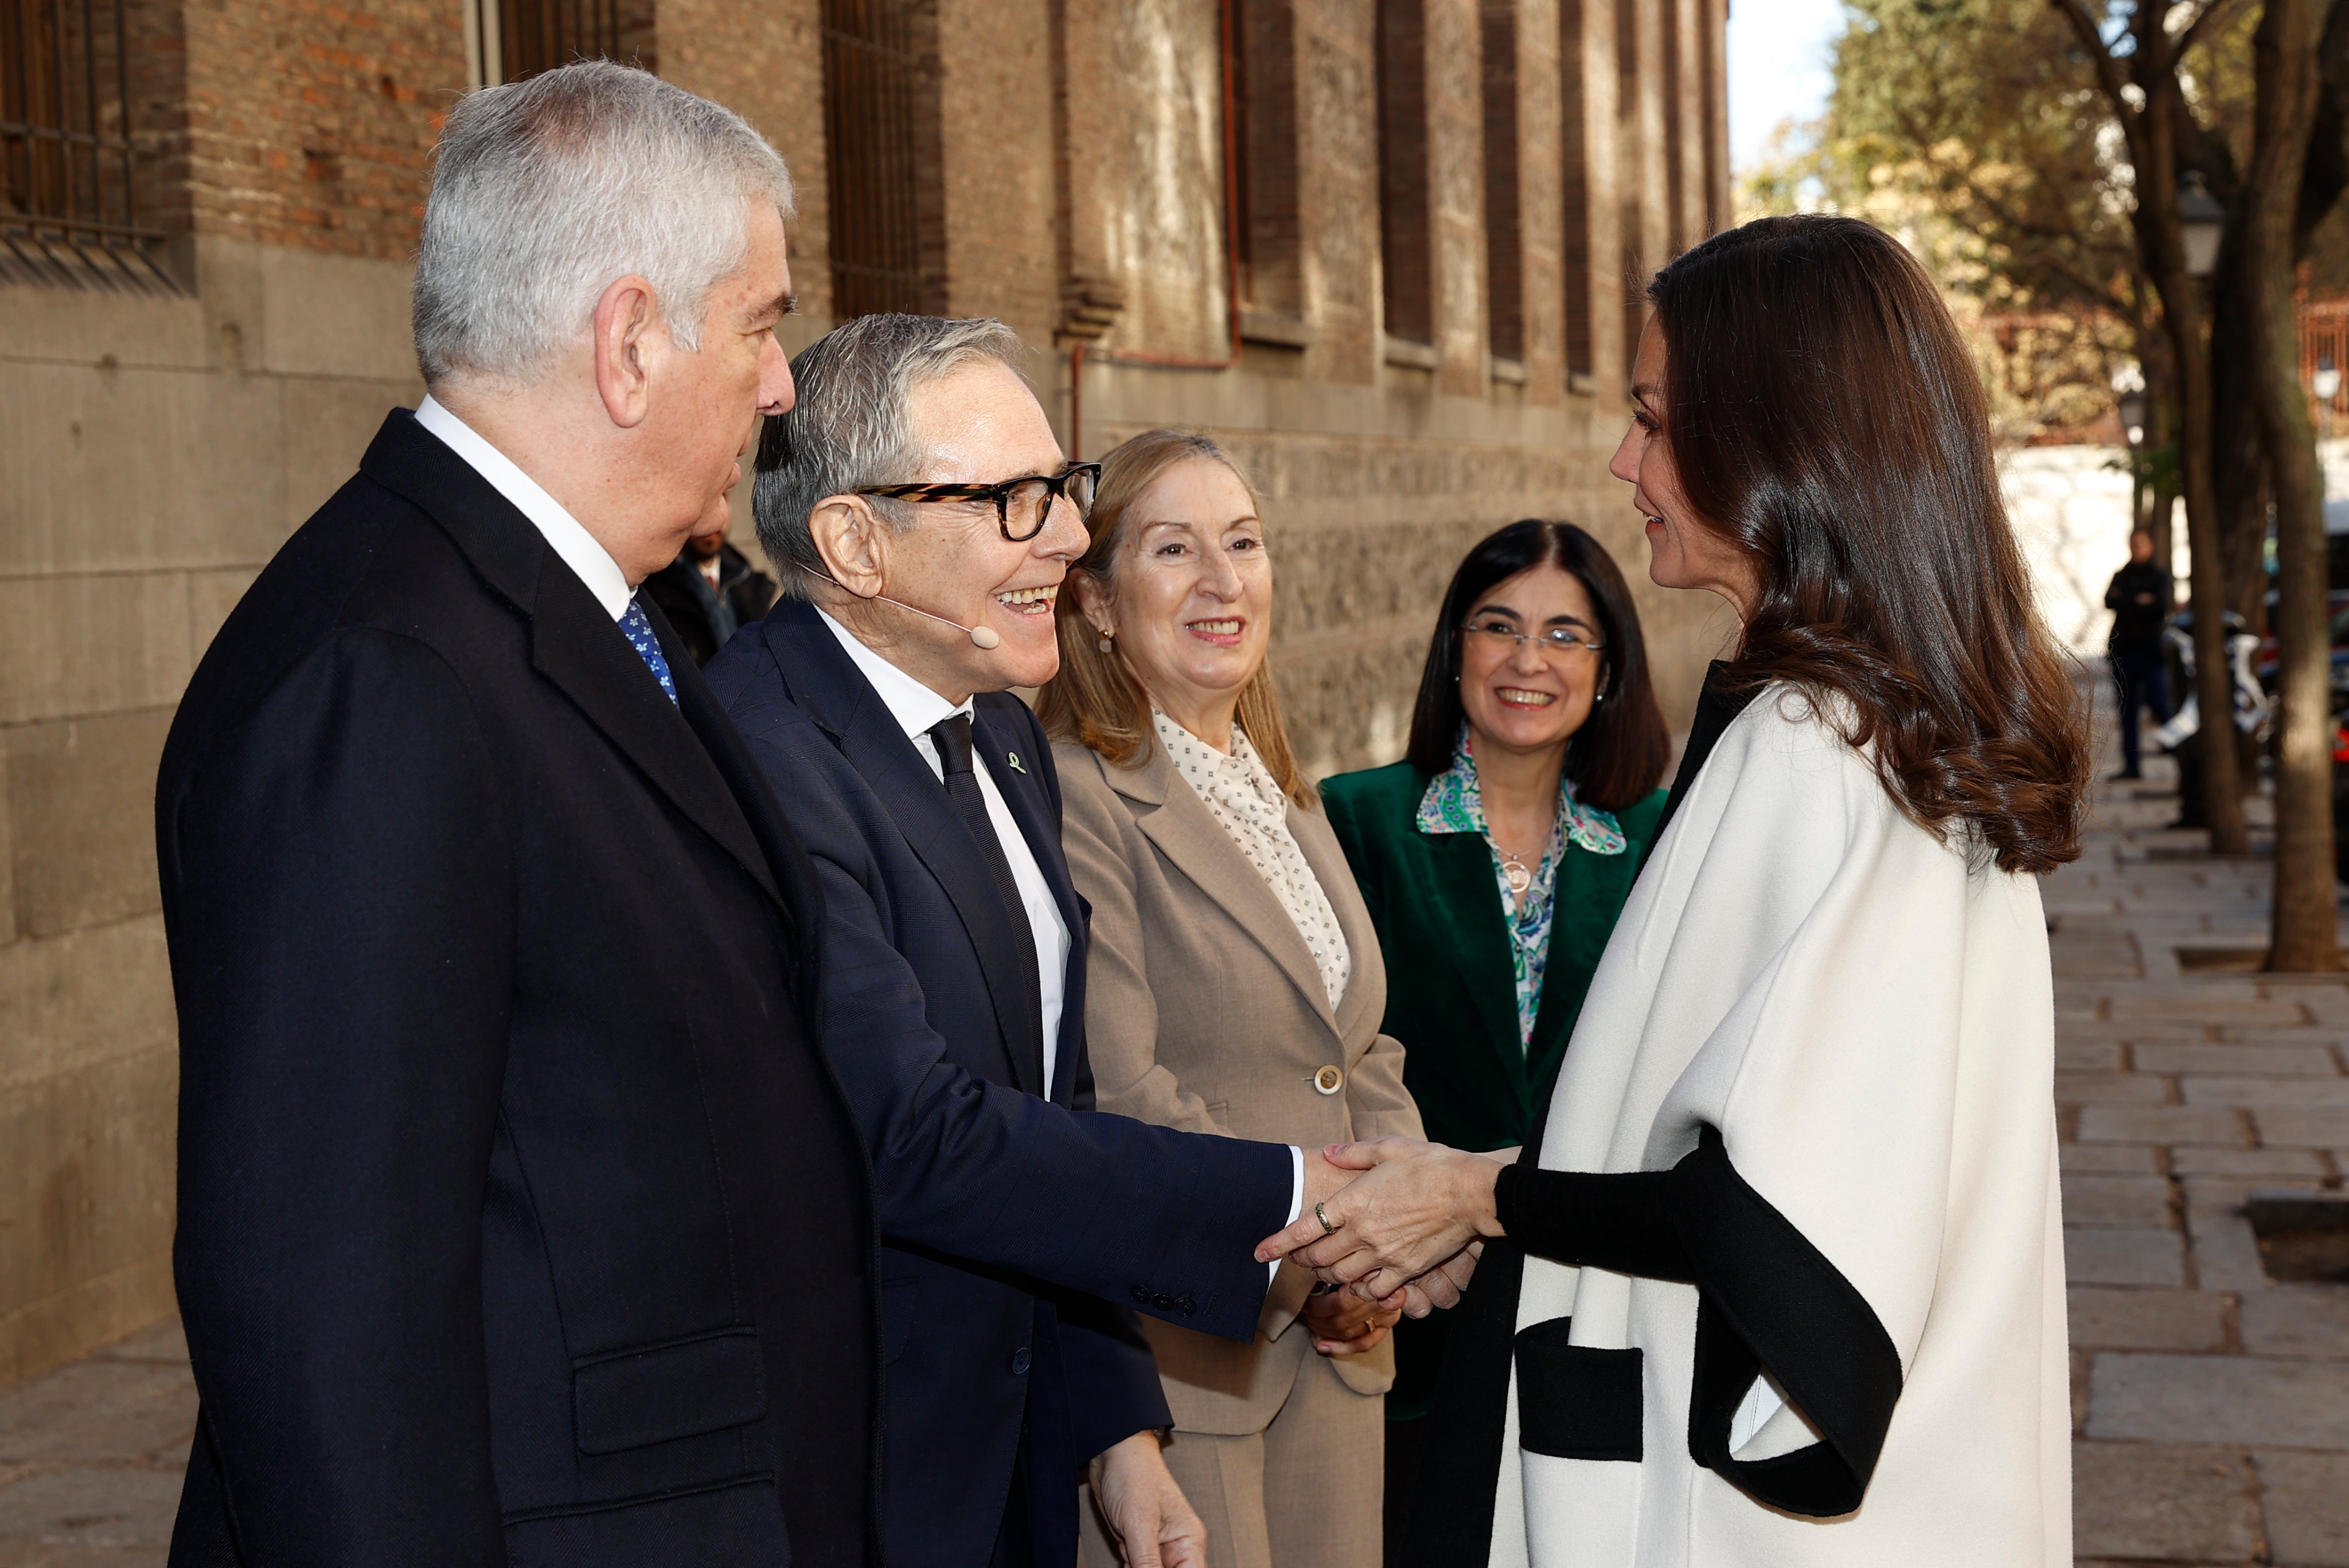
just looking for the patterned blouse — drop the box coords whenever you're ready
[1154,710,1353,1011]
[1415,727,1628,1050]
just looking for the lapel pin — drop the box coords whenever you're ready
[1007,750,1026,773]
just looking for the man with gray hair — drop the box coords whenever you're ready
[706,314,1372,1568]
[157,61,879,1567]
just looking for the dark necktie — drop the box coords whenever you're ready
[928,713,1044,1068]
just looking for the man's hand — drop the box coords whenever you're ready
[1257,1139,1508,1300]
[1298,1284,1401,1356]
[1089,1430,1207,1568]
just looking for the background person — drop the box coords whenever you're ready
[1263,214,2089,1567]
[2104,527,2174,780]
[1040,430,1429,1568]
[1317,517,1671,1548]
[642,502,780,664]
[155,62,880,1566]
[708,319,1363,1568]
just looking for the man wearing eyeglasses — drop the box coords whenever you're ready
[703,315,1380,1568]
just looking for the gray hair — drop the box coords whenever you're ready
[413,60,794,387]
[753,314,1028,598]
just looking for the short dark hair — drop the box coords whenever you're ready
[1403,519,1671,813]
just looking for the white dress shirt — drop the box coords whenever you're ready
[415,396,633,619]
[815,610,1074,1094]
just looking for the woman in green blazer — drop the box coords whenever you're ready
[1319,519,1672,1541]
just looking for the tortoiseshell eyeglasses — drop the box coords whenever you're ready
[857,462,1102,542]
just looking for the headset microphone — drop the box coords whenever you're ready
[807,571,1001,649]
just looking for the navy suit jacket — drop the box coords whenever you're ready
[704,601,1294,1568]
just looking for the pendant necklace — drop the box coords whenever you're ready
[1493,838,1536,898]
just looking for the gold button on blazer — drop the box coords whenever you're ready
[1055,737,1425,1437]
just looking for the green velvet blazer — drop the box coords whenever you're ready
[1319,763,1668,1158]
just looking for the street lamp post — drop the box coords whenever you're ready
[2180,171,2227,279]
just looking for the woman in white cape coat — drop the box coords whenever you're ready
[1261,214,2090,1567]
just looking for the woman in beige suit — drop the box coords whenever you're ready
[1038,430,1423,1568]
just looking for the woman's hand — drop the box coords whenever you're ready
[1255,1138,1508,1301]
[1298,1283,1402,1356]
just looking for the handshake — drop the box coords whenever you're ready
[1256,1139,1516,1344]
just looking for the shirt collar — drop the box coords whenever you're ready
[1414,726,1628,856]
[415,394,634,621]
[815,607,972,741]
[1153,710,1283,805]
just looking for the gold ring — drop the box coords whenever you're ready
[1314,1201,1337,1235]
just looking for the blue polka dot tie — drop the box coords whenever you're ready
[619,596,678,706]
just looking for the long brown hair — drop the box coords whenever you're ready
[1404,519,1671,812]
[1037,429,1314,807]
[1646,214,2089,873]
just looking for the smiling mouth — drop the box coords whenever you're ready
[995,584,1059,615]
[1186,618,1244,639]
[1496,687,1558,707]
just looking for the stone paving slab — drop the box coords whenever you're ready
[2071,1442,2265,1563]
[2256,1452,2349,1566]
[2086,1354,2349,1448]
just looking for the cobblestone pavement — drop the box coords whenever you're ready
[2,757,2346,1565]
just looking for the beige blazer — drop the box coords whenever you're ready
[1056,736,1423,1437]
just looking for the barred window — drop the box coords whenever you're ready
[1234,0,1301,319]
[0,0,171,287]
[1375,0,1432,349]
[467,0,633,89]
[820,0,941,319]
[1480,0,1521,366]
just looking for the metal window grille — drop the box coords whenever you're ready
[0,0,170,288]
[469,0,625,89]
[1375,0,1433,347]
[1480,0,1522,365]
[821,0,932,319]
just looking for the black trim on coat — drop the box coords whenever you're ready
[1492,1125,1903,1518]
[1513,1320,1642,1461]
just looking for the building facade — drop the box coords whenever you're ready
[0,0,1728,1380]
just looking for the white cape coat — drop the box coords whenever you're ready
[1490,687,2069,1567]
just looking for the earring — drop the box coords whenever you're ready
[1097,629,1114,652]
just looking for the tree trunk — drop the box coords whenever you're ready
[2142,85,2253,854]
[2246,0,2342,972]
[2210,262,2274,630]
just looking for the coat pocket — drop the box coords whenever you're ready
[572,1329,766,1455]
[505,1473,787,1568]
[1514,1316,1642,1461]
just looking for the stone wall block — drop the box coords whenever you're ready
[278,378,424,531]
[255,248,420,382]
[0,580,195,729]
[5,712,175,940]
[0,1046,178,1339]
[0,918,177,1098]
[0,288,210,372]
[0,366,287,577]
